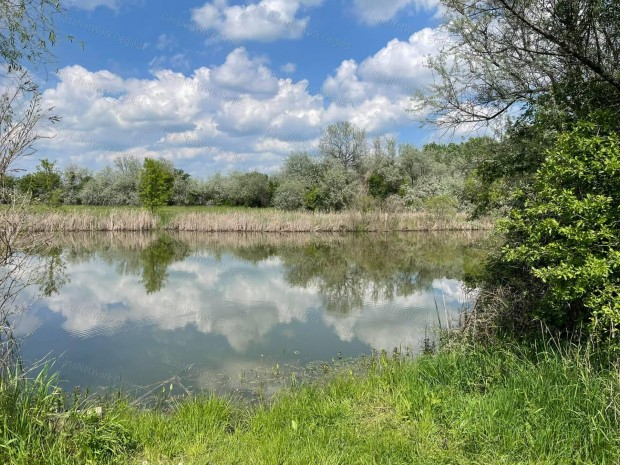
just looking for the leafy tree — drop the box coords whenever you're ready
[19,159,62,206]
[308,160,357,211]
[61,164,91,205]
[139,158,174,212]
[423,0,620,128]
[273,179,307,210]
[319,122,367,171]
[79,155,142,206]
[475,120,620,339]
[399,145,431,185]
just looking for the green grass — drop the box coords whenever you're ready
[3,342,619,464]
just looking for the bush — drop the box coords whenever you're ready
[273,179,307,210]
[476,121,620,340]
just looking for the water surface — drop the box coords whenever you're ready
[16,232,484,396]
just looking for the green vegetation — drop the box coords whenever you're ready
[2,341,619,464]
[426,0,620,343]
[2,0,620,463]
[138,159,175,213]
[472,121,620,339]
[6,129,492,215]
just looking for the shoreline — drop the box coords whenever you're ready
[3,343,617,464]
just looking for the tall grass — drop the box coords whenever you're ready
[21,209,159,232]
[167,210,493,232]
[2,341,619,464]
[0,366,136,464]
[7,207,493,232]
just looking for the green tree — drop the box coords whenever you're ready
[19,159,62,206]
[423,0,620,129]
[139,158,174,212]
[398,145,431,185]
[61,164,91,205]
[475,120,620,339]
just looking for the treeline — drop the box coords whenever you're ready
[3,122,496,213]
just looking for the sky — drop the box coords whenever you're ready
[27,0,457,177]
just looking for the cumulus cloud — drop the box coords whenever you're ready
[321,28,446,131]
[62,0,120,10]
[34,28,444,176]
[191,0,324,42]
[351,0,439,24]
[281,62,297,73]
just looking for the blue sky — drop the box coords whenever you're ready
[29,0,457,177]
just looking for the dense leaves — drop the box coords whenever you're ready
[138,158,174,212]
[478,121,620,338]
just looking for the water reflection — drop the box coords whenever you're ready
[21,232,485,395]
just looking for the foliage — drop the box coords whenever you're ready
[475,121,620,339]
[61,164,91,206]
[319,121,367,171]
[273,179,307,210]
[139,158,175,213]
[18,159,62,206]
[423,0,620,128]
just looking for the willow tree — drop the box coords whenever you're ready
[0,0,65,372]
[422,0,620,129]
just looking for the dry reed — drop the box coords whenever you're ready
[22,210,159,232]
[166,211,493,232]
[17,209,493,232]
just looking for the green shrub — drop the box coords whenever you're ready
[477,121,620,340]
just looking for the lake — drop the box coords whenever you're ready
[15,232,485,397]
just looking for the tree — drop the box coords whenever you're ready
[474,120,620,339]
[399,145,431,185]
[139,158,174,212]
[422,0,620,129]
[319,122,367,170]
[79,155,142,206]
[61,164,91,205]
[18,159,62,206]
[0,0,65,372]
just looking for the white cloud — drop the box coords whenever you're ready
[62,0,120,10]
[281,62,297,73]
[34,28,445,176]
[321,28,446,132]
[155,34,177,51]
[358,28,445,90]
[211,48,279,96]
[351,0,439,24]
[191,0,324,42]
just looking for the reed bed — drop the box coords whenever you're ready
[46,229,488,252]
[22,209,160,232]
[12,208,493,232]
[166,210,493,232]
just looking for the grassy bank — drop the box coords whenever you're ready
[9,205,494,232]
[3,342,619,464]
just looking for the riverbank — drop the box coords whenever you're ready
[6,206,494,232]
[3,341,619,464]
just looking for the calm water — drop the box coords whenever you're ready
[15,232,484,396]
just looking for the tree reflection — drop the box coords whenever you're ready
[139,235,190,294]
[274,234,484,313]
[40,232,485,305]
[37,246,69,297]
